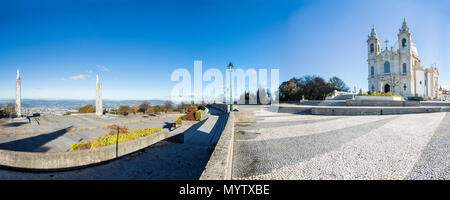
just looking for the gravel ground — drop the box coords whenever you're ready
[232,108,449,180]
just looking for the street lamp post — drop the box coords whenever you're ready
[227,62,234,112]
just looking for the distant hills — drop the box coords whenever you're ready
[0,99,170,109]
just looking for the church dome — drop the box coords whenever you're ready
[411,43,418,57]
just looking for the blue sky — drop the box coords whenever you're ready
[0,0,449,100]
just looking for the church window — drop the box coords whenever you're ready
[371,85,375,91]
[371,66,374,76]
[402,63,407,74]
[403,84,407,91]
[370,43,374,53]
[384,61,390,73]
[402,38,407,47]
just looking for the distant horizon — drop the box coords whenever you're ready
[0,98,172,101]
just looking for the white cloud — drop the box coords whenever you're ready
[61,77,67,81]
[69,74,88,80]
[96,64,110,72]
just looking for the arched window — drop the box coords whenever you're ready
[402,63,407,74]
[371,85,375,91]
[384,61,390,73]
[403,84,407,91]
[371,66,374,77]
[370,43,374,53]
[402,38,407,48]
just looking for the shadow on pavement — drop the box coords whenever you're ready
[0,127,71,152]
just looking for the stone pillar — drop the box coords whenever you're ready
[96,75,103,116]
[16,69,21,117]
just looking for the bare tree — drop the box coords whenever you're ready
[164,101,173,113]
[139,101,150,114]
[6,103,15,117]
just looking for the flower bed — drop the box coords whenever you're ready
[360,91,401,97]
[70,127,162,151]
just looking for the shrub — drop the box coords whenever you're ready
[70,141,91,151]
[78,104,95,113]
[106,124,128,136]
[118,105,131,115]
[182,106,198,121]
[195,110,203,121]
[153,105,164,113]
[361,91,401,97]
[175,116,182,125]
[70,127,162,151]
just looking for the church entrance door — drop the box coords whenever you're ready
[384,84,390,93]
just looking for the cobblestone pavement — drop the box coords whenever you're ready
[232,108,450,180]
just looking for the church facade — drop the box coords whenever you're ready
[367,19,439,99]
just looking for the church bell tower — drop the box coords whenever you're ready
[398,18,413,55]
[367,25,381,59]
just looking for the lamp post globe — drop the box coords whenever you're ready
[227,62,234,111]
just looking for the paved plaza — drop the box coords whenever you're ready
[0,114,179,152]
[0,108,228,179]
[232,107,450,180]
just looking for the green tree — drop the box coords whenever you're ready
[329,76,350,92]
[279,75,344,101]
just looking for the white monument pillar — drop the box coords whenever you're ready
[16,69,21,117]
[96,75,103,116]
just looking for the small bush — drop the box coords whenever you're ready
[78,104,95,113]
[70,141,91,151]
[106,124,128,136]
[118,105,131,115]
[182,106,198,121]
[175,116,182,125]
[195,110,203,121]
[361,91,401,97]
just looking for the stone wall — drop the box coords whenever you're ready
[0,128,185,171]
[208,103,229,113]
[199,112,234,180]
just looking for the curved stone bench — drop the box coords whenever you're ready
[0,129,181,171]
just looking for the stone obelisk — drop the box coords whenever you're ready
[16,69,21,117]
[95,75,103,116]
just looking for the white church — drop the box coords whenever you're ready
[367,19,439,99]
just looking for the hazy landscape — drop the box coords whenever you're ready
[0,99,169,115]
